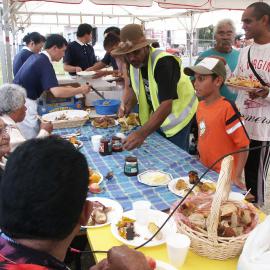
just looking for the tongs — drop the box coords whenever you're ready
[86,82,106,100]
[91,86,106,100]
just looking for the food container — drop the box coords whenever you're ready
[124,156,138,176]
[93,99,120,115]
[173,156,258,260]
[41,109,89,129]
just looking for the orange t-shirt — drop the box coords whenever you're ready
[197,97,250,173]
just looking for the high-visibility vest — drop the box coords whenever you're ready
[129,47,198,137]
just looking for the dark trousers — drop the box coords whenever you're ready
[245,139,270,205]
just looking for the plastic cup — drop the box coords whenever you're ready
[166,233,190,268]
[132,200,151,225]
[91,135,103,152]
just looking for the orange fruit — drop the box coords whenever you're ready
[89,173,101,184]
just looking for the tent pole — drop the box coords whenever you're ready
[0,7,8,83]
[2,0,13,82]
[189,11,194,65]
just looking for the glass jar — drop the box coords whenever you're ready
[112,136,122,152]
[99,138,112,156]
[124,156,138,176]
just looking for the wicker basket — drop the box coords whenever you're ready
[176,156,257,260]
[41,109,89,129]
[51,117,88,129]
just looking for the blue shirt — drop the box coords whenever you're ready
[195,48,240,101]
[13,49,33,76]
[101,52,118,70]
[13,53,58,100]
[63,41,97,75]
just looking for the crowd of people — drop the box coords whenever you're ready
[0,1,269,269]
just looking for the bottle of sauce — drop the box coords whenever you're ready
[99,138,112,156]
[124,156,138,176]
[112,136,123,152]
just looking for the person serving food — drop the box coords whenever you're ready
[13,34,90,139]
[112,24,197,151]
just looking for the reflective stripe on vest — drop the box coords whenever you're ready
[132,49,164,98]
[150,50,197,132]
[133,68,140,97]
[161,94,197,132]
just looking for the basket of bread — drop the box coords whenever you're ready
[172,156,258,260]
[42,109,89,129]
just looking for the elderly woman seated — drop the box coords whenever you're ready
[0,118,10,176]
[0,84,53,151]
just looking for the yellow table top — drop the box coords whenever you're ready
[87,226,238,270]
[87,209,265,270]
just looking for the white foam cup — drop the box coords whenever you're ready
[132,200,151,225]
[91,135,103,152]
[166,233,190,268]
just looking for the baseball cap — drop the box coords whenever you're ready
[184,57,226,81]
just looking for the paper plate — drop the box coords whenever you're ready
[60,135,84,150]
[102,75,118,81]
[77,71,96,78]
[156,260,177,270]
[91,119,118,128]
[228,191,245,201]
[168,176,216,197]
[42,109,88,122]
[84,197,123,228]
[226,83,261,92]
[138,170,173,187]
[111,209,177,247]
[72,139,83,149]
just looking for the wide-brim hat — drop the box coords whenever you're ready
[111,24,156,56]
[184,57,227,81]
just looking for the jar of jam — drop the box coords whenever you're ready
[112,136,122,152]
[99,138,112,156]
[124,156,138,176]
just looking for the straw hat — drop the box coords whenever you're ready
[111,24,156,56]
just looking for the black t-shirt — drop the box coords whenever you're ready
[63,41,97,75]
[140,56,180,110]
[101,53,118,70]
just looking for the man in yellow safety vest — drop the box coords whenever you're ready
[112,24,198,151]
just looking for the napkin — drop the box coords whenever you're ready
[238,215,270,270]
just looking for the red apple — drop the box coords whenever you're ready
[146,256,156,270]
[89,183,102,194]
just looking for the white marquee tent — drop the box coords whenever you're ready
[1,0,270,82]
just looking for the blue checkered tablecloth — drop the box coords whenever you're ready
[54,123,238,211]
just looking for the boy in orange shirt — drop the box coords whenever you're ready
[184,57,249,189]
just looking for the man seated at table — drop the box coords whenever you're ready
[0,136,151,270]
[0,83,53,152]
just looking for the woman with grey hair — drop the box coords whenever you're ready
[0,84,52,151]
[194,18,239,101]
